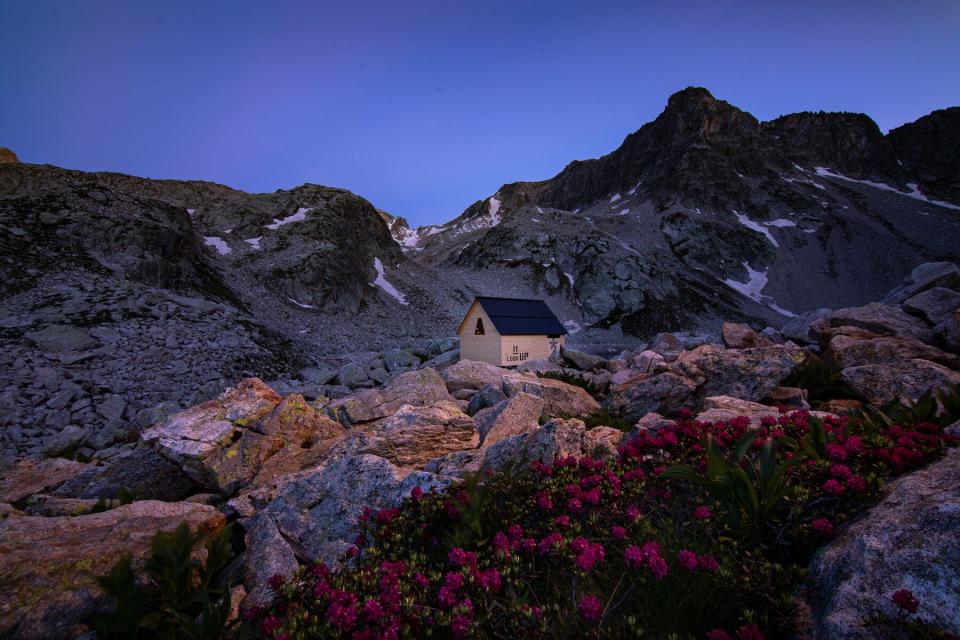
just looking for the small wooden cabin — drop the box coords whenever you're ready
[456,297,567,367]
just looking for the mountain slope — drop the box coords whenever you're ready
[396,88,960,338]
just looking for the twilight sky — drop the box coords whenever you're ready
[2,1,958,227]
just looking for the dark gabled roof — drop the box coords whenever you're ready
[473,296,567,336]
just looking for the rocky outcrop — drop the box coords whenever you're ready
[142,379,344,494]
[677,344,806,403]
[0,500,225,640]
[840,360,960,406]
[721,322,772,349]
[807,447,960,638]
[0,147,19,164]
[474,392,544,447]
[328,368,451,425]
[482,418,622,473]
[501,374,600,418]
[441,360,512,394]
[249,455,453,570]
[826,335,958,370]
[603,371,701,422]
[52,447,195,501]
[0,458,88,504]
[326,401,478,468]
[694,395,780,427]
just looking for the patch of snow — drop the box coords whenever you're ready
[767,303,797,318]
[815,168,960,211]
[803,228,818,234]
[572,208,580,214]
[724,262,795,317]
[563,272,575,286]
[423,225,443,236]
[733,211,779,247]
[223,228,232,234]
[244,236,262,249]
[765,218,796,228]
[627,181,642,196]
[487,197,502,225]
[394,226,422,249]
[563,320,582,335]
[613,208,631,216]
[187,208,197,216]
[203,236,231,255]
[531,218,540,223]
[266,207,311,230]
[371,257,408,305]
[287,298,315,309]
[609,193,622,204]
[536,206,544,213]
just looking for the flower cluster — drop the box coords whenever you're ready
[249,409,954,639]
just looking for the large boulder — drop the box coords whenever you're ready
[329,368,450,425]
[694,395,780,428]
[676,344,806,404]
[252,455,453,569]
[326,402,478,468]
[242,514,300,609]
[23,324,100,353]
[142,379,344,494]
[826,335,959,370]
[52,447,195,501]
[474,392,545,447]
[903,287,960,327]
[882,261,960,305]
[780,308,832,345]
[841,359,960,406]
[721,322,772,349]
[560,345,607,371]
[602,371,701,422]
[502,374,600,418]
[827,303,935,343]
[0,500,225,640]
[806,447,960,638]
[0,458,89,504]
[441,360,511,394]
[481,418,622,474]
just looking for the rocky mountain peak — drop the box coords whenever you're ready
[0,147,19,164]
[888,106,960,204]
[658,86,759,139]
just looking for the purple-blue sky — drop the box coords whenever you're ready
[2,1,959,227]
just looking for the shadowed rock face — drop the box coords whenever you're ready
[807,447,960,639]
[0,500,225,640]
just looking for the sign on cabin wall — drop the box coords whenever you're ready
[504,343,530,364]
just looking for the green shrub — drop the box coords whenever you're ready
[94,522,237,639]
[583,410,633,432]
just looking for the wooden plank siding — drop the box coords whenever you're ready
[458,303,503,365]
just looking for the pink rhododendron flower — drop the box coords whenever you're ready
[892,589,919,613]
[822,479,844,495]
[611,525,626,540]
[693,505,711,520]
[678,549,698,571]
[707,630,734,640]
[811,518,834,537]
[699,554,720,572]
[577,593,603,621]
[737,623,764,640]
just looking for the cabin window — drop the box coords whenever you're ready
[475,318,485,335]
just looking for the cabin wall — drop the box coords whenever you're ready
[498,334,565,367]
[458,305,503,365]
